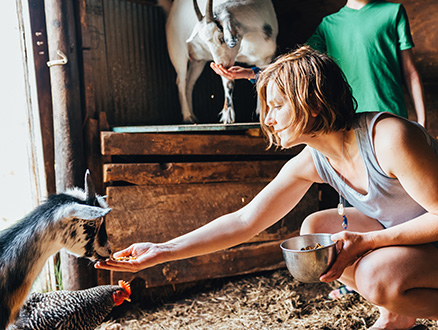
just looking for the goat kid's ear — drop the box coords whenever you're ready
[67,204,112,220]
[84,169,97,202]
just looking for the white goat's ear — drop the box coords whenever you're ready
[187,24,201,43]
[68,204,112,220]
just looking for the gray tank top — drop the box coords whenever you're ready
[310,112,438,228]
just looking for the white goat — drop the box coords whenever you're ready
[0,171,112,330]
[161,0,278,124]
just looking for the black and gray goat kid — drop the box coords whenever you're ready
[0,170,112,330]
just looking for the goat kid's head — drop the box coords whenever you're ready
[188,0,241,68]
[56,170,112,261]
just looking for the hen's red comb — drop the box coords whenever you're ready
[118,280,131,296]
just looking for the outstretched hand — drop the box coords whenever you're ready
[95,242,165,273]
[210,62,255,81]
[319,231,373,282]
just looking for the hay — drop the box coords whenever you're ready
[97,269,437,330]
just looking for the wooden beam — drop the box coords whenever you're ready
[44,0,92,290]
[101,131,302,156]
[27,0,56,195]
[103,160,286,185]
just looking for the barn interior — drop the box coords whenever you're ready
[10,0,438,328]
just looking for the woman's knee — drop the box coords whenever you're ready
[300,213,320,234]
[354,250,403,306]
[300,209,337,235]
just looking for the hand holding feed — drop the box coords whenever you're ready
[319,231,374,282]
[95,242,165,273]
[210,63,255,80]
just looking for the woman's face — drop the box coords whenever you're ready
[265,80,302,148]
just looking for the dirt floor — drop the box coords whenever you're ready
[96,269,437,330]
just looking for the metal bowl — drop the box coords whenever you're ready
[280,234,337,283]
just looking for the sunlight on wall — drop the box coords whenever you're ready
[0,1,35,229]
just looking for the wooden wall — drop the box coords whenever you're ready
[99,132,318,287]
[81,0,257,126]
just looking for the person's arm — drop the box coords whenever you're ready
[96,147,320,272]
[368,116,438,242]
[210,63,261,81]
[401,49,426,128]
[305,22,327,53]
[321,117,438,282]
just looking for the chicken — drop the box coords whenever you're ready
[7,281,131,330]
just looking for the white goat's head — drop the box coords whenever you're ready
[188,0,241,68]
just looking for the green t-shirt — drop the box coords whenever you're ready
[306,0,414,117]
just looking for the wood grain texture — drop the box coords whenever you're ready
[102,182,318,287]
[101,131,300,156]
[103,161,286,185]
[105,183,318,247]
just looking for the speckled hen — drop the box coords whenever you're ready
[8,281,131,330]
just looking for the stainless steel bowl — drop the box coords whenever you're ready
[280,234,337,283]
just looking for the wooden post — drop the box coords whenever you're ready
[44,0,96,290]
[27,0,56,196]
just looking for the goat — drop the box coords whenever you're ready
[161,0,278,124]
[0,170,112,330]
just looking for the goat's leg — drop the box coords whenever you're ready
[174,63,198,123]
[169,48,198,123]
[186,60,206,123]
[219,76,235,124]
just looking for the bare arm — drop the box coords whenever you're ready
[210,63,258,81]
[364,117,438,245]
[322,117,438,282]
[401,49,426,128]
[96,147,320,272]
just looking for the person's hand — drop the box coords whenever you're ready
[210,62,255,80]
[319,231,373,282]
[95,242,165,273]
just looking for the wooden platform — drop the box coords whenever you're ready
[111,122,261,133]
[99,127,319,288]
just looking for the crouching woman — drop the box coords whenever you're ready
[96,46,438,330]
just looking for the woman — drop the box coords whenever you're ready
[96,46,438,330]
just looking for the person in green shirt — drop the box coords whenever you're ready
[210,0,426,127]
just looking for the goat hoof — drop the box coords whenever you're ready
[219,109,235,124]
[182,115,198,124]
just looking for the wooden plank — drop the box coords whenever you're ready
[101,131,301,156]
[28,0,56,195]
[105,183,318,249]
[109,240,288,288]
[81,0,115,117]
[111,122,260,133]
[103,160,286,185]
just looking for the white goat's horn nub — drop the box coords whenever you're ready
[84,169,96,202]
[206,0,214,23]
[193,0,203,21]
